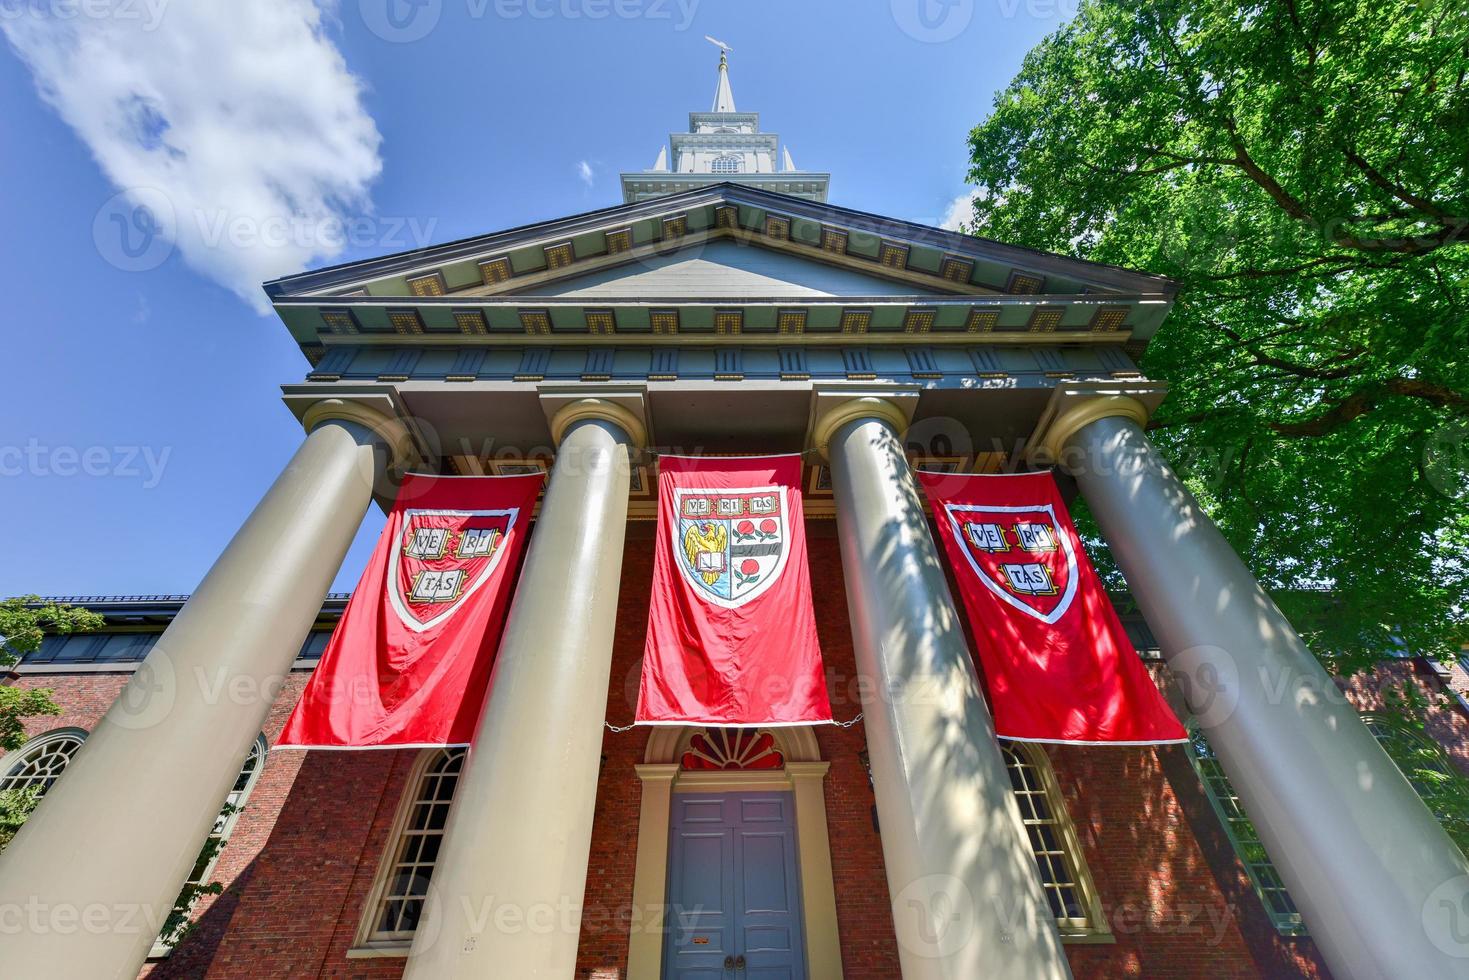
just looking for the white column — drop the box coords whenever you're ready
[814,397,1072,980]
[0,399,411,978]
[1038,396,1469,979]
[404,398,644,978]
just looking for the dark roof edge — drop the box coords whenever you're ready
[261,183,1178,301]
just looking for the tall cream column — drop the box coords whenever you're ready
[0,399,411,978]
[404,398,643,978]
[1035,392,1469,979]
[813,397,1072,980]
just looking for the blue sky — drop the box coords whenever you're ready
[0,0,1069,596]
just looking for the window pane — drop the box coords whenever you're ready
[1186,726,1301,932]
[368,747,465,941]
[1000,742,1094,930]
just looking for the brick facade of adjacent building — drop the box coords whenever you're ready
[13,529,1468,978]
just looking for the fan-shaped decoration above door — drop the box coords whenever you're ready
[680,728,785,771]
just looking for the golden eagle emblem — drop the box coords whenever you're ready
[682,521,729,586]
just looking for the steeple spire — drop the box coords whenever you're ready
[619,42,829,203]
[711,48,736,113]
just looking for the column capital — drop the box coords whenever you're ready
[785,761,831,781]
[301,397,419,469]
[1027,380,1167,467]
[810,396,912,461]
[634,763,680,785]
[547,397,648,449]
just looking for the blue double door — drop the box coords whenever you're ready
[663,791,807,980]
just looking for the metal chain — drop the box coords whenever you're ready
[606,715,862,733]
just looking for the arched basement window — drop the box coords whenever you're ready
[356,747,466,948]
[710,153,742,174]
[1000,740,1108,937]
[1185,725,1303,933]
[0,728,86,794]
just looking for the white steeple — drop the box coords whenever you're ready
[619,45,830,204]
[712,49,736,113]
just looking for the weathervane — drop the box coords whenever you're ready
[704,34,732,67]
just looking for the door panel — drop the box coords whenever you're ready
[664,791,806,980]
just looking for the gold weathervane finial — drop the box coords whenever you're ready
[704,34,732,68]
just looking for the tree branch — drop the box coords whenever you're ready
[1270,379,1468,436]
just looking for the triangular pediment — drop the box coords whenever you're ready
[521,239,945,299]
[265,184,1178,351]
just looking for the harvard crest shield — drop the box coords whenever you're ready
[387,508,520,632]
[673,485,791,608]
[941,502,1078,624]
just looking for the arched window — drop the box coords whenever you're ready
[710,153,742,174]
[356,747,466,949]
[185,735,266,890]
[1186,725,1302,933]
[0,728,86,794]
[1000,741,1108,937]
[680,728,784,770]
[1361,714,1469,845]
[153,734,268,955]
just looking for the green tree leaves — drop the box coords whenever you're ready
[966,0,1468,667]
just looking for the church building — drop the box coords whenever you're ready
[3,55,1468,980]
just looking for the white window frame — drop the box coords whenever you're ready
[710,152,743,174]
[150,733,268,958]
[0,727,87,794]
[350,747,465,957]
[1000,740,1111,941]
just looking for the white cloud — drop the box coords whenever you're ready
[939,190,978,232]
[577,160,595,187]
[3,1,383,312]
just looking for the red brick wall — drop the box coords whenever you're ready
[28,527,1467,978]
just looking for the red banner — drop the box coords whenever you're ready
[638,455,832,726]
[918,470,1185,745]
[277,472,543,749]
